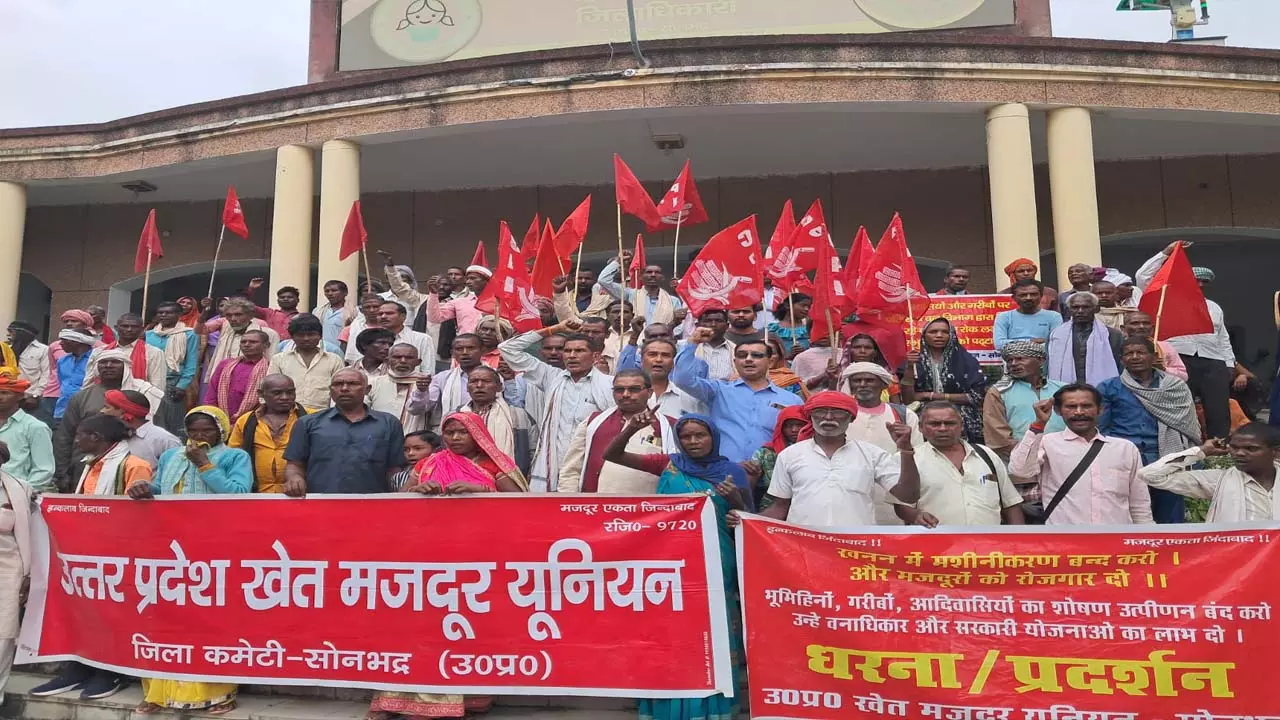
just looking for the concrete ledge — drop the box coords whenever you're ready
[1,673,638,720]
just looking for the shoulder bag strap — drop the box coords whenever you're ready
[970,444,1004,507]
[1042,439,1105,523]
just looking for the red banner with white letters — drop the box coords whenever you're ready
[18,495,733,698]
[737,515,1279,720]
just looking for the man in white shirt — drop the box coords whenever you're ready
[748,391,918,529]
[896,402,1025,527]
[1138,423,1278,522]
[7,322,49,412]
[367,344,430,434]
[499,319,614,492]
[366,301,435,374]
[640,338,702,417]
[83,313,167,389]
[560,369,676,494]
[842,362,922,524]
[679,309,736,381]
[1135,242,1236,438]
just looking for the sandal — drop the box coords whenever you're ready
[135,702,163,715]
[206,700,237,716]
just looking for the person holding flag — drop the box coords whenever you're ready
[595,246,685,327]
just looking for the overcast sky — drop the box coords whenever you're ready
[1,0,1277,129]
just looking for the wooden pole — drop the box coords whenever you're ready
[824,307,836,354]
[1153,285,1169,340]
[672,214,684,278]
[906,295,917,348]
[207,225,227,299]
[617,202,626,340]
[142,252,154,322]
[361,246,373,295]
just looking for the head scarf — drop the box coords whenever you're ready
[466,265,493,278]
[1001,340,1046,360]
[670,414,749,491]
[1193,267,1216,283]
[176,296,201,328]
[841,361,894,387]
[912,319,988,442]
[93,348,133,384]
[477,316,514,336]
[804,390,860,418]
[1002,258,1038,284]
[7,321,37,356]
[61,309,94,328]
[58,328,97,346]
[0,367,31,394]
[186,405,231,444]
[765,405,809,453]
[413,412,526,491]
[104,389,149,423]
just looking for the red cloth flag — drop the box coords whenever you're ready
[519,214,541,263]
[628,234,648,287]
[553,195,592,258]
[476,222,542,332]
[529,220,567,299]
[221,186,249,239]
[614,155,662,231]
[808,225,855,343]
[854,213,931,326]
[133,209,163,273]
[844,225,874,294]
[656,160,709,229]
[764,200,796,266]
[470,241,489,268]
[769,199,826,294]
[339,201,367,261]
[1138,243,1214,340]
[675,216,764,318]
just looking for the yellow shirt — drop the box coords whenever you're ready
[228,409,302,493]
[266,349,345,412]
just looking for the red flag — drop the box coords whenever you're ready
[221,186,249,239]
[769,199,826,293]
[675,216,764,318]
[656,160,709,229]
[844,225,874,294]
[338,201,367,261]
[808,226,856,344]
[133,209,163,273]
[764,200,796,265]
[470,241,489,269]
[520,214,541,263]
[1137,243,1214,340]
[854,213,931,326]
[553,195,592,258]
[476,222,542,332]
[628,234,648,287]
[529,220,567,299]
[614,155,662,231]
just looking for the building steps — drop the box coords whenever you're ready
[0,672,641,720]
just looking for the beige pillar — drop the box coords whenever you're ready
[0,182,27,330]
[317,139,361,302]
[269,145,316,306]
[1047,107,1102,290]
[985,104,1041,284]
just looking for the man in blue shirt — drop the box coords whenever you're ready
[1098,337,1201,524]
[671,328,802,466]
[283,368,406,495]
[993,279,1062,351]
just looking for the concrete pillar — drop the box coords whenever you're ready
[0,182,27,330]
[317,139,360,303]
[269,145,316,306]
[1047,107,1103,290]
[985,104,1041,284]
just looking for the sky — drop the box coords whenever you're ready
[0,0,1277,129]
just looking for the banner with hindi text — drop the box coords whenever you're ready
[737,516,1279,720]
[910,294,1017,365]
[18,494,733,698]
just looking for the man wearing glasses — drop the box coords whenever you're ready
[559,369,677,494]
[671,331,803,465]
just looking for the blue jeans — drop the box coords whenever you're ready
[1137,444,1186,524]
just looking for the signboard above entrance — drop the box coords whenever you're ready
[338,0,1016,71]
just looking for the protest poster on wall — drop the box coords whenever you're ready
[737,516,1278,720]
[909,294,1018,365]
[19,494,733,698]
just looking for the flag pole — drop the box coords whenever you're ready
[672,215,684,278]
[207,225,227,299]
[824,307,836,356]
[617,203,626,340]
[1153,285,1169,340]
[361,246,372,296]
[142,252,154,323]
[906,295,917,347]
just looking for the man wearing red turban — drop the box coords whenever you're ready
[734,390,921,529]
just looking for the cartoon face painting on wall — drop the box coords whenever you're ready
[371,0,481,63]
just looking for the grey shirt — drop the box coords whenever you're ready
[284,407,406,494]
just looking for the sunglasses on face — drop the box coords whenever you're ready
[735,351,767,360]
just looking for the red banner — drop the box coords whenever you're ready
[738,516,1278,720]
[910,294,1018,365]
[19,495,733,698]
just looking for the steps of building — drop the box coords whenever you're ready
[1,673,642,720]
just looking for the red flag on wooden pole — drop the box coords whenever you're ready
[339,201,367,261]
[844,225,874,294]
[1138,242,1214,340]
[808,225,855,344]
[520,214,541,263]
[628,234,647,287]
[134,209,164,273]
[854,213,931,329]
[656,160,709,229]
[530,220,568,299]
[553,195,593,258]
[614,154,662,230]
[675,216,764,319]
[476,222,543,333]
[470,241,489,269]
[221,186,249,239]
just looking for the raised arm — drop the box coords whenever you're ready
[601,409,670,474]
[670,331,720,407]
[381,252,426,309]
[1137,443,1223,500]
[1008,400,1052,479]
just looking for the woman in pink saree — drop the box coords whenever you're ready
[366,412,525,720]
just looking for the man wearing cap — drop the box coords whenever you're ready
[425,264,492,334]
[83,313,167,390]
[100,389,179,470]
[379,256,427,320]
[745,391,918,529]
[6,322,49,414]
[0,369,54,492]
[983,341,1066,520]
[1136,242,1236,439]
[41,310,102,420]
[840,361,923,524]
[50,328,97,423]
[52,349,164,489]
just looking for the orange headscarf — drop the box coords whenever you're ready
[0,367,31,394]
[1003,258,1038,284]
